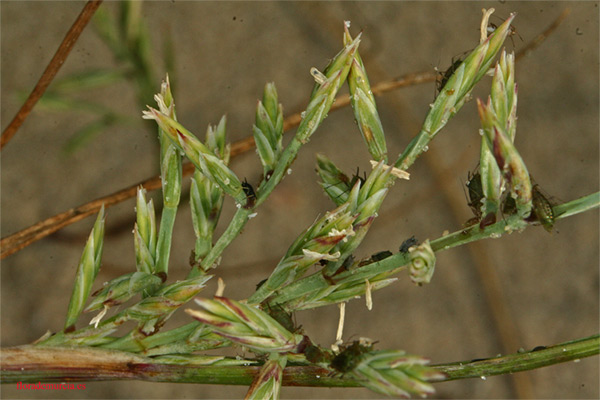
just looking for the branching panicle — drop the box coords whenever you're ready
[25,13,600,400]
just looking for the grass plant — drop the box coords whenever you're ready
[1,4,598,399]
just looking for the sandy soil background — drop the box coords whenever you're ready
[1,1,598,399]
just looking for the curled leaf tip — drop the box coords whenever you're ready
[408,240,436,285]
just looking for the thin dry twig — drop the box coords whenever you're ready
[515,8,571,62]
[0,10,568,260]
[0,0,103,150]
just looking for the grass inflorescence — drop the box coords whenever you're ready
[25,9,600,399]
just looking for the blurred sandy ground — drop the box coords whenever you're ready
[1,1,598,399]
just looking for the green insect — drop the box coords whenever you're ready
[531,184,555,232]
[466,171,484,219]
[330,340,374,374]
[304,343,333,365]
[265,303,301,334]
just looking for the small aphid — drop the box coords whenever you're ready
[188,250,203,269]
[462,170,498,229]
[155,271,168,283]
[358,251,391,267]
[323,167,367,203]
[531,184,555,232]
[242,178,256,209]
[330,340,373,374]
[265,303,301,333]
[399,236,419,253]
[341,255,355,270]
[466,171,484,218]
[531,345,548,352]
[502,195,517,216]
[264,169,274,182]
[350,168,367,186]
[255,278,268,290]
[479,212,496,229]
[370,250,393,262]
[487,20,523,48]
[304,343,333,364]
[436,56,464,94]
[470,357,489,363]
[328,255,356,277]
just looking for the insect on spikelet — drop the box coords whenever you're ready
[466,171,484,219]
[399,236,419,253]
[330,167,366,194]
[530,184,555,232]
[358,250,392,267]
[330,340,374,374]
[487,16,523,49]
[463,170,497,229]
[241,178,257,209]
[264,303,301,334]
[436,56,465,95]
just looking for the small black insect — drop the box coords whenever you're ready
[436,56,464,95]
[323,167,367,205]
[341,255,355,270]
[469,357,489,363]
[264,169,274,182]
[327,167,366,193]
[328,255,356,277]
[348,168,367,189]
[370,250,393,262]
[255,278,268,290]
[358,251,392,267]
[330,341,374,374]
[242,178,256,209]
[399,236,419,253]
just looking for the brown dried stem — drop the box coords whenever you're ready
[0,0,103,150]
[515,8,571,62]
